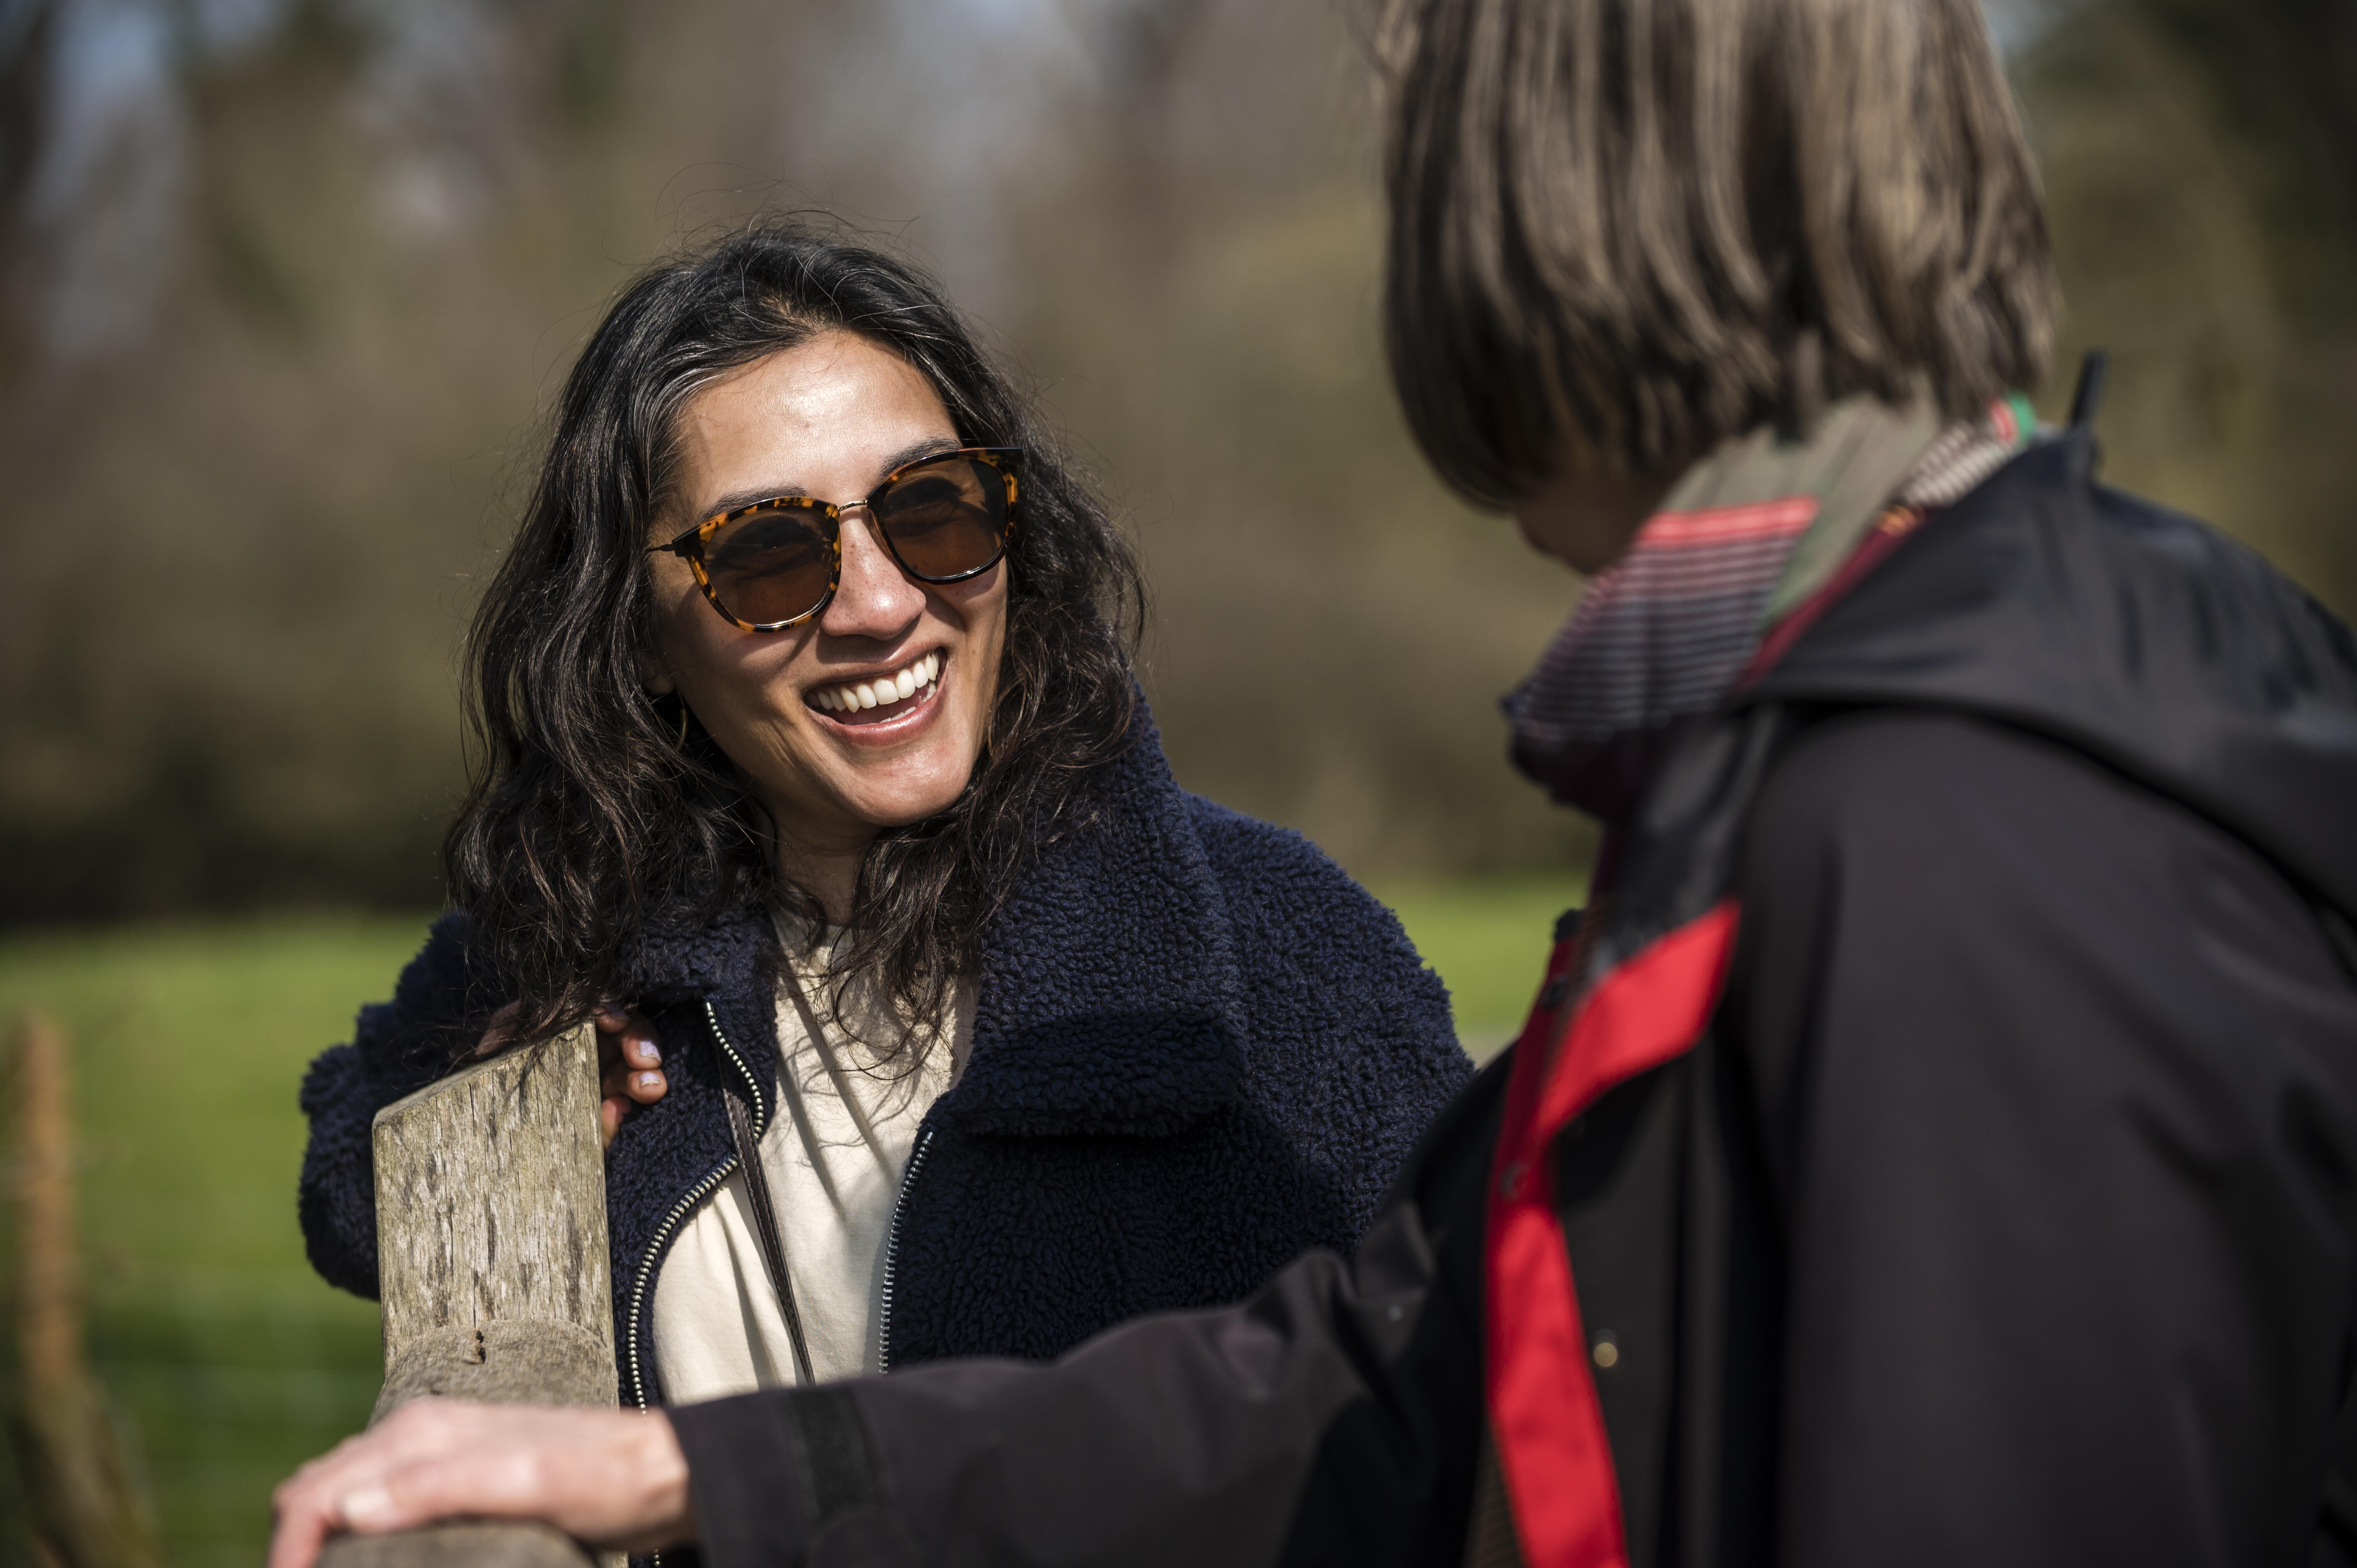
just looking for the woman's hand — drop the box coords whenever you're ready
[474,1003,667,1146]
[597,1005,667,1145]
[268,1398,695,1568]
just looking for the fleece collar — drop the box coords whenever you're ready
[613,703,1249,1142]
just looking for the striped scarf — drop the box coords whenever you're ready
[1505,396,2037,820]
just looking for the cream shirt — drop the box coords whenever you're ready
[651,931,971,1400]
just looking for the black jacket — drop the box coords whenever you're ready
[668,433,2357,1567]
[296,712,1471,1406]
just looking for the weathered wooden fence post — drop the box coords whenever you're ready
[320,1024,615,1568]
[8,1011,165,1568]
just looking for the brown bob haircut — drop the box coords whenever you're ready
[1378,0,2060,506]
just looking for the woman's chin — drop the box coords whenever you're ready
[804,736,981,833]
[839,781,973,833]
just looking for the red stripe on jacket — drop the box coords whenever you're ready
[1484,901,1742,1567]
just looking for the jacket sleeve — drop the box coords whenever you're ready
[1728,711,2357,1568]
[296,912,492,1299]
[668,1054,1506,1568]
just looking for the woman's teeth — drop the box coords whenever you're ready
[811,652,941,714]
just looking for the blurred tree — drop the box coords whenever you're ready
[2134,0,2357,222]
[2017,0,2357,615]
[0,0,2345,922]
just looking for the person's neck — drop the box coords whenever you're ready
[773,832,873,926]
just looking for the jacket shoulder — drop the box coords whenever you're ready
[1181,792,1469,1088]
[1183,795,1434,981]
[1755,432,2357,918]
[1740,705,2357,1099]
[358,910,490,1075]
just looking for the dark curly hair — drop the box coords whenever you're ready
[446,217,1143,1047]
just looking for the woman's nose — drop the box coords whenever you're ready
[820,510,926,641]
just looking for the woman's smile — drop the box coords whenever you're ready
[806,647,945,726]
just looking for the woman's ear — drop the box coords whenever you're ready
[635,645,676,696]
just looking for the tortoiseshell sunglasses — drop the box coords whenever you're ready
[651,447,1021,632]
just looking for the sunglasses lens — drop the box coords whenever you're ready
[873,455,1009,580]
[701,505,833,627]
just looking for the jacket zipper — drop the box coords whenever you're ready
[624,1161,736,1414]
[875,1123,935,1372]
[705,999,768,1130]
[624,1002,767,1413]
[627,1003,770,1568]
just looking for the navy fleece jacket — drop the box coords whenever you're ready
[296,714,1471,1406]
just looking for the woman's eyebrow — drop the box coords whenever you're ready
[875,434,963,477]
[695,437,964,518]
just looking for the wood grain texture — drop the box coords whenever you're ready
[371,1023,613,1360]
[319,1025,618,1568]
[319,1522,594,1568]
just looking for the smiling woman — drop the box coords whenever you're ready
[292,219,1470,1416]
[644,339,1017,928]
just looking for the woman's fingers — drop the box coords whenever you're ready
[594,1005,666,1146]
[602,1053,666,1104]
[612,1010,666,1103]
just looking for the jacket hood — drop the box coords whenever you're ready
[1749,431,2357,919]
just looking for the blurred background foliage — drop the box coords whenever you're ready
[0,0,2350,1560]
[0,0,2351,920]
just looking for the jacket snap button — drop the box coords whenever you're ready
[1592,1333,1620,1369]
[1541,976,1572,1008]
[1500,1161,1528,1199]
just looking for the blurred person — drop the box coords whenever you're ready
[293,221,1471,1419]
[272,2,2357,1566]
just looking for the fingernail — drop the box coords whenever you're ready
[635,1071,663,1092]
[639,1042,662,1066]
[341,1484,397,1529]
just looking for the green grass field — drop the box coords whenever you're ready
[0,881,1577,1563]
[1377,876,1587,1057]
[0,916,420,1568]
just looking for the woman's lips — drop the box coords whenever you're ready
[806,649,947,729]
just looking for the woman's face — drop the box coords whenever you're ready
[645,330,1008,868]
